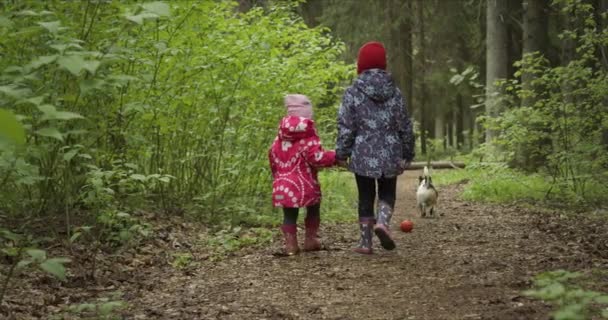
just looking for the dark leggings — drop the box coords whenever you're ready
[355,174,397,219]
[283,203,320,225]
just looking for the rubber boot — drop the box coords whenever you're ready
[353,217,374,254]
[374,201,396,250]
[303,216,321,252]
[281,224,299,255]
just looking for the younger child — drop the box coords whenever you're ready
[269,94,336,255]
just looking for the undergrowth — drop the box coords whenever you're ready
[432,162,608,208]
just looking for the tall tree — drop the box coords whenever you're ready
[485,0,509,143]
[521,0,549,107]
[417,0,429,155]
[597,0,608,150]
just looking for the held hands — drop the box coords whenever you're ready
[337,159,349,168]
[336,157,349,168]
[399,160,411,170]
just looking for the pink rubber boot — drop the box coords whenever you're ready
[303,216,321,251]
[281,224,300,255]
[374,201,396,250]
[353,217,374,254]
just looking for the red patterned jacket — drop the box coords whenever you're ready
[269,116,336,208]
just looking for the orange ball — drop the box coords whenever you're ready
[400,220,413,232]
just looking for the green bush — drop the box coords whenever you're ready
[525,270,608,320]
[0,1,350,233]
[433,162,608,206]
[484,0,608,203]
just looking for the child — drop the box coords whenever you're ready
[336,41,415,254]
[269,94,336,255]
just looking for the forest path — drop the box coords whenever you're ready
[123,170,606,320]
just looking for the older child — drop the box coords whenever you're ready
[336,41,415,254]
[269,94,336,255]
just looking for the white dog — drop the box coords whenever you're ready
[416,166,439,218]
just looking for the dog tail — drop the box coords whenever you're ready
[423,166,430,177]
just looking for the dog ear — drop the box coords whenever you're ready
[418,176,423,183]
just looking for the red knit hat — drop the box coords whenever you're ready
[357,41,386,74]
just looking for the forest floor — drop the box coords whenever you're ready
[2,170,608,320]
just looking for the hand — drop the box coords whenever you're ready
[399,160,411,170]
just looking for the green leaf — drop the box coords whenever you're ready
[553,304,585,320]
[83,60,101,74]
[99,301,124,315]
[16,259,33,269]
[28,55,58,69]
[0,109,26,144]
[53,111,83,121]
[37,104,57,114]
[35,127,64,141]
[69,232,81,243]
[1,248,19,256]
[602,308,608,318]
[38,104,84,121]
[73,303,96,313]
[116,211,131,218]
[80,79,105,94]
[37,20,61,34]
[130,174,147,181]
[63,149,78,162]
[0,85,31,99]
[596,295,608,304]
[16,10,39,17]
[142,2,170,16]
[0,229,21,242]
[57,55,86,76]
[126,12,158,24]
[0,15,13,28]
[26,248,46,261]
[39,258,70,281]
[450,74,464,85]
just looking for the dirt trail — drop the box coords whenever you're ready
[4,170,607,320]
[122,170,606,320]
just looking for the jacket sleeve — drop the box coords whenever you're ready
[304,136,336,168]
[398,93,415,162]
[336,89,356,160]
[268,141,277,178]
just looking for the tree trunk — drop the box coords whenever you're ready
[299,0,323,27]
[485,0,509,143]
[515,0,551,170]
[506,0,523,79]
[523,0,549,56]
[402,1,414,117]
[418,0,428,155]
[434,113,445,148]
[447,109,454,148]
[406,161,466,170]
[522,0,549,107]
[456,93,465,149]
[598,0,608,151]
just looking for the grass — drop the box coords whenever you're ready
[317,169,358,223]
[433,163,551,203]
[432,162,608,208]
[208,169,358,228]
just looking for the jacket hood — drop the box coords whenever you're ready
[278,116,316,141]
[354,69,396,102]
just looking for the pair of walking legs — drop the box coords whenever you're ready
[354,175,397,254]
[281,204,321,255]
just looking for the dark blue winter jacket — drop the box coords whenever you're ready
[336,69,415,178]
